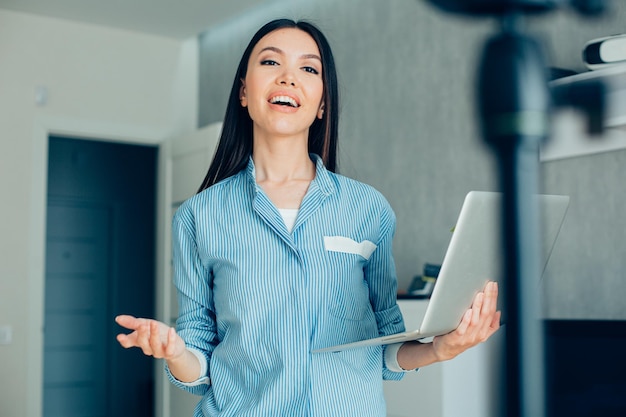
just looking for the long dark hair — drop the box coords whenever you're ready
[197,19,339,193]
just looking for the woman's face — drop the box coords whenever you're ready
[241,28,325,140]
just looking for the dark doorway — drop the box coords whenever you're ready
[44,136,157,417]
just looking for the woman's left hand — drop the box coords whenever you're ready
[432,281,501,361]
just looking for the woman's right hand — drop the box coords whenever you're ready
[115,315,186,361]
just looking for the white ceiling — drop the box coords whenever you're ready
[0,0,276,39]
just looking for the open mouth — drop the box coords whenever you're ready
[269,95,300,108]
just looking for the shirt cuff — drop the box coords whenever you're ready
[384,342,417,372]
[170,347,210,387]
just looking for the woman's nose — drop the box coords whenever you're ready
[278,70,297,87]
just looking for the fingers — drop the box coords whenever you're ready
[471,291,485,328]
[115,314,141,331]
[115,315,178,359]
[165,327,178,358]
[147,321,161,356]
[116,332,136,349]
[433,281,501,360]
[455,308,473,335]
[490,311,502,334]
[115,315,144,349]
[480,282,494,315]
[486,282,501,333]
[137,321,168,357]
[148,320,176,359]
[471,282,497,338]
[137,322,154,356]
[477,282,497,338]
[456,281,500,340]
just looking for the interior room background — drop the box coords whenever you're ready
[197,0,626,320]
[1,0,625,416]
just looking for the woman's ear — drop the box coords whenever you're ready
[317,102,325,119]
[239,80,247,107]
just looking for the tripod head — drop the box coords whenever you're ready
[426,0,609,143]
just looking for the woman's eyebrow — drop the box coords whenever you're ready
[258,46,321,62]
[301,53,322,62]
[259,46,282,55]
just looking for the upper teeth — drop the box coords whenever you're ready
[270,96,298,107]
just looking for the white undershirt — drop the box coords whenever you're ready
[278,208,299,233]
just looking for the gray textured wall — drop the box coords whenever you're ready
[198,0,626,319]
[529,7,626,320]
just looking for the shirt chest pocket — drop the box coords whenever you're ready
[323,236,377,260]
[323,236,377,321]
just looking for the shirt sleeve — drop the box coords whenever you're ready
[363,201,410,380]
[166,206,219,395]
[384,342,418,373]
[168,347,211,387]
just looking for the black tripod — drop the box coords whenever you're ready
[425,1,608,416]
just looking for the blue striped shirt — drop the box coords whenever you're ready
[168,155,406,417]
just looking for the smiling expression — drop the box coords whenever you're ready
[240,28,325,141]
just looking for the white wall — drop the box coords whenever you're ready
[0,9,197,417]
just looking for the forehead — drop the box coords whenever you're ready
[251,27,320,57]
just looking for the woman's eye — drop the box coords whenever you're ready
[303,66,319,75]
[261,59,278,66]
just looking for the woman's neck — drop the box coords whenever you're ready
[252,132,315,209]
[252,132,314,183]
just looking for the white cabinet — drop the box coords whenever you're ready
[384,300,503,417]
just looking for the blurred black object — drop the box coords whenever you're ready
[427,0,607,16]
[549,67,578,80]
[424,1,609,417]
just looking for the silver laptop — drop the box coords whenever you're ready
[313,191,569,353]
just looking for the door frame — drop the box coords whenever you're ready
[29,116,173,417]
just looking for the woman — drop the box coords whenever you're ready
[116,18,500,417]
